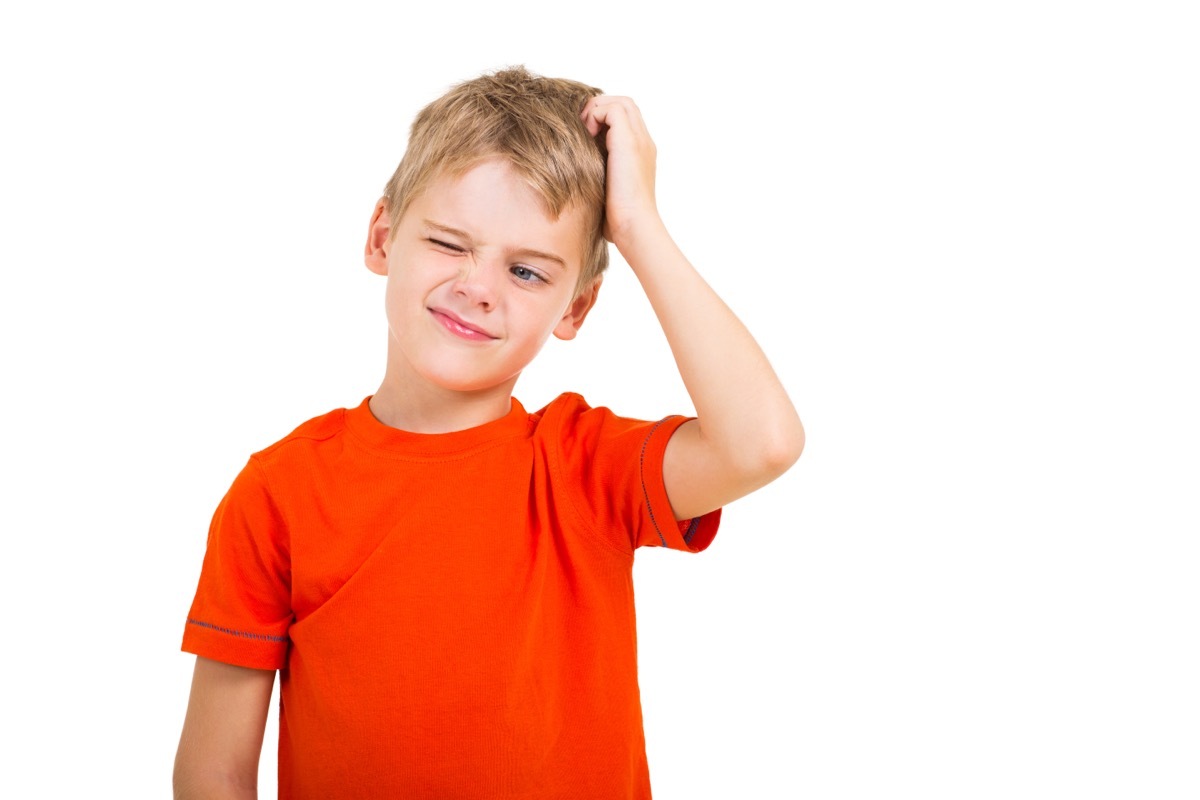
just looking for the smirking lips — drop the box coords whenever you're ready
[430,308,497,341]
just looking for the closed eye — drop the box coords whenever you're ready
[428,238,465,252]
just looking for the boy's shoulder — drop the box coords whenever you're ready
[529,390,588,422]
[247,402,348,465]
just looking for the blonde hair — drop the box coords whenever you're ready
[382,66,608,293]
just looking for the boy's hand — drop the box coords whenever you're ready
[580,95,663,250]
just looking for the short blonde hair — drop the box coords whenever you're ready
[382,66,608,293]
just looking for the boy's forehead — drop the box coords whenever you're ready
[430,159,554,215]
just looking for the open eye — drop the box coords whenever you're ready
[510,265,546,284]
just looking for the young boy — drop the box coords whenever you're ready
[175,66,803,799]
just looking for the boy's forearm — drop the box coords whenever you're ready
[618,218,805,476]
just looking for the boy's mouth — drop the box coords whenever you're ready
[429,307,498,341]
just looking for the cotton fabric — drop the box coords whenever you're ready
[182,392,720,799]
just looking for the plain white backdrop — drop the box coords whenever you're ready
[2,1,1196,797]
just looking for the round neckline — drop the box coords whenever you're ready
[344,394,530,455]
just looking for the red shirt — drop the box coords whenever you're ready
[182,393,720,799]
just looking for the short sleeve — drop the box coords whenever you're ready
[550,394,721,555]
[181,456,292,670]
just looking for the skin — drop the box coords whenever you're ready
[173,657,274,799]
[174,94,804,797]
[362,157,602,435]
[578,95,805,519]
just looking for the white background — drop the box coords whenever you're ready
[2,1,1197,797]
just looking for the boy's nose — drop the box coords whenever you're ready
[451,259,498,309]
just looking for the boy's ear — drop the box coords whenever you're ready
[364,199,391,276]
[553,277,603,341]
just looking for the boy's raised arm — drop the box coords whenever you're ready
[580,96,805,522]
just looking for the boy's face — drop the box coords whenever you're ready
[364,158,600,398]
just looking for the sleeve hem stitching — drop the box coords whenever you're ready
[186,617,288,643]
[638,416,680,548]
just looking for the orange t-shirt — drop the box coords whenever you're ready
[181,392,721,799]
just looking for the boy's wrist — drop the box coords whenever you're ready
[612,212,671,265]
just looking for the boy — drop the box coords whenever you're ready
[175,66,803,799]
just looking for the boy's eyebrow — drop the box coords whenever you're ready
[422,219,568,270]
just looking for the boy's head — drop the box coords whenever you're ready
[381,66,608,296]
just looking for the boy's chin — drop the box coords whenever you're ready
[420,369,524,396]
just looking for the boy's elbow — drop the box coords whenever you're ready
[731,418,804,486]
[762,421,805,475]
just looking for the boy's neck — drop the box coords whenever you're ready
[368,378,517,435]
